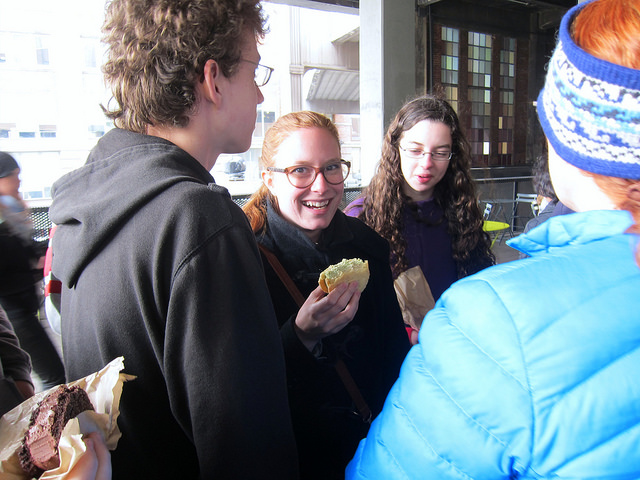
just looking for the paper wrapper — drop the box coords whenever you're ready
[0,357,134,479]
[393,266,436,330]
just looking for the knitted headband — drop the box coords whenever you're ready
[537,0,640,180]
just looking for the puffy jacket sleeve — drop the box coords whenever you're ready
[347,275,534,480]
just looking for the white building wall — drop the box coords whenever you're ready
[0,0,362,200]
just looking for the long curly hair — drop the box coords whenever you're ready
[243,111,341,234]
[101,0,266,133]
[357,94,494,278]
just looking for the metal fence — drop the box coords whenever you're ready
[26,169,534,243]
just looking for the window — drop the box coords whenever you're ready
[498,37,516,165]
[0,34,7,64]
[88,124,105,138]
[36,36,50,66]
[83,37,103,69]
[435,23,524,167]
[254,109,276,138]
[467,31,492,163]
[40,125,57,138]
[440,27,460,112]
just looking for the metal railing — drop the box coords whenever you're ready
[27,166,534,242]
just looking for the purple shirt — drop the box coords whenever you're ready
[344,197,458,301]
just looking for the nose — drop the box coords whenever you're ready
[309,170,329,192]
[257,85,264,104]
[418,152,434,168]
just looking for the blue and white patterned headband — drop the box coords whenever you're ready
[537,0,640,180]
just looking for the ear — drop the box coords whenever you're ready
[201,59,223,106]
[262,168,275,192]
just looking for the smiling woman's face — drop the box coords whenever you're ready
[263,127,343,243]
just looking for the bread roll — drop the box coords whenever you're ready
[319,258,369,293]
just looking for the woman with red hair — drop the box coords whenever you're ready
[244,111,409,480]
[347,0,640,478]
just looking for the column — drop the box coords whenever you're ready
[359,0,416,184]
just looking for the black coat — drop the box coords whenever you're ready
[49,129,299,480]
[0,218,42,298]
[258,204,410,480]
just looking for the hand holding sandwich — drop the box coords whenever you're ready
[294,282,361,352]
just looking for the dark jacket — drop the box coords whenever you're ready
[0,305,33,417]
[49,128,298,480]
[257,204,410,480]
[0,213,42,298]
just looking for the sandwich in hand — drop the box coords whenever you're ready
[319,258,370,293]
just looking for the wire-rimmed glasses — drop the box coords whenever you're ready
[267,160,351,188]
[240,58,274,87]
[399,146,452,162]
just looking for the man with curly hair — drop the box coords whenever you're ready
[48,1,298,478]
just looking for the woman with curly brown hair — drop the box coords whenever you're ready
[345,95,494,306]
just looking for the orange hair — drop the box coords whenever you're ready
[572,0,640,266]
[572,0,640,69]
[242,111,341,233]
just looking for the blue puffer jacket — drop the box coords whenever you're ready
[347,210,640,479]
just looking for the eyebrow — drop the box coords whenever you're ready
[287,158,342,167]
[405,141,452,149]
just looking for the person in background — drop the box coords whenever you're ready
[0,152,65,390]
[48,1,298,478]
[518,154,574,258]
[0,153,37,244]
[0,304,34,417]
[345,95,494,307]
[346,0,640,478]
[243,111,410,480]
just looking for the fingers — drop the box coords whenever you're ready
[294,282,360,346]
[67,436,98,480]
[409,328,419,345]
[318,282,361,334]
[14,380,35,401]
[67,432,112,480]
[87,432,112,480]
[323,282,360,310]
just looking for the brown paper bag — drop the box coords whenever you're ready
[393,266,435,331]
[0,356,134,479]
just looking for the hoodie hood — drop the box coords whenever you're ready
[49,128,215,287]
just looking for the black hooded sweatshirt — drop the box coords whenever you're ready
[49,128,298,479]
